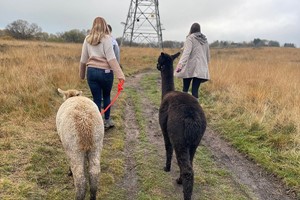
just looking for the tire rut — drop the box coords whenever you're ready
[122,97,139,200]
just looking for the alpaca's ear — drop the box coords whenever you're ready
[57,88,66,96]
[171,52,180,60]
[57,88,67,100]
[161,52,165,56]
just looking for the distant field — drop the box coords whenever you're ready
[0,40,299,199]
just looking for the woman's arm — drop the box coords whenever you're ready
[79,62,86,79]
[108,59,125,81]
[178,36,193,67]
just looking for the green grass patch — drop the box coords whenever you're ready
[140,72,161,106]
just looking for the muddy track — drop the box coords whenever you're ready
[122,71,297,200]
[122,97,139,200]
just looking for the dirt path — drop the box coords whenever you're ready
[122,71,297,200]
[122,97,139,200]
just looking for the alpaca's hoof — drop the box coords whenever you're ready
[68,169,73,176]
[164,167,170,172]
[176,177,182,185]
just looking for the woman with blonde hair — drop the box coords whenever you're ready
[79,17,125,129]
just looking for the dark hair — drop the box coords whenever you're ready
[189,23,201,34]
[107,24,112,32]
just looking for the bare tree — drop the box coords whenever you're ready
[5,19,42,40]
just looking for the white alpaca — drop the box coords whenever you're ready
[56,88,104,200]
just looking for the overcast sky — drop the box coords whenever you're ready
[0,0,299,47]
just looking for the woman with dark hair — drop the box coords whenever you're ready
[79,17,125,129]
[175,22,210,101]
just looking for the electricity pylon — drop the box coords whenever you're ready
[121,0,163,48]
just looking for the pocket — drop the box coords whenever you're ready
[104,71,114,82]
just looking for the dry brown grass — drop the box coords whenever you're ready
[208,48,300,149]
[0,40,81,121]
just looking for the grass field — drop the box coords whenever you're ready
[206,47,300,192]
[0,39,299,199]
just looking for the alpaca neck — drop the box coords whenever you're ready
[161,66,175,98]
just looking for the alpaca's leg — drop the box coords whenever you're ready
[69,153,87,200]
[88,150,100,200]
[174,148,186,185]
[162,132,173,171]
[175,149,194,200]
[182,168,194,200]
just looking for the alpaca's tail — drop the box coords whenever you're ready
[184,118,206,146]
[73,109,94,151]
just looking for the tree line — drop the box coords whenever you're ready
[0,19,296,48]
[210,39,296,48]
[0,19,88,43]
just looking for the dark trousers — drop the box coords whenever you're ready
[87,67,114,120]
[182,78,207,99]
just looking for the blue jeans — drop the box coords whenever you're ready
[87,67,114,120]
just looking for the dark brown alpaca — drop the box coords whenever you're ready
[157,52,207,200]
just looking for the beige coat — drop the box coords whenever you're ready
[175,33,210,79]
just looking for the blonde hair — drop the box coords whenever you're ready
[86,17,110,45]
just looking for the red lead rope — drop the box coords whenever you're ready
[101,80,124,115]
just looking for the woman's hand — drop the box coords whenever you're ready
[175,64,182,73]
[118,79,124,91]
